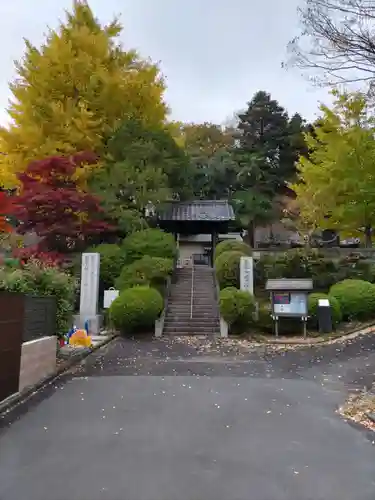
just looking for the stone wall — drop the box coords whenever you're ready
[19,336,57,392]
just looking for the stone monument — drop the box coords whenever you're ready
[73,252,101,334]
[240,256,254,295]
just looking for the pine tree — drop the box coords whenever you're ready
[0,0,167,188]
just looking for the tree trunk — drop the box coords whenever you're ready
[247,220,255,248]
[365,225,372,248]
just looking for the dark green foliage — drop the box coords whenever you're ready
[109,286,163,334]
[308,292,342,327]
[115,256,173,293]
[122,228,177,265]
[215,240,251,259]
[329,279,375,320]
[0,261,75,337]
[235,92,305,192]
[90,119,192,234]
[219,287,255,333]
[215,251,245,289]
[254,249,375,292]
[232,92,307,244]
[87,244,126,289]
[256,302,274,333]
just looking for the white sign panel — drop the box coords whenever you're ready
[273,293,307,316]
[103,288,119,309]
[79,253,100,316]
[240,256,254,295]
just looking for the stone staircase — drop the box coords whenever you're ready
[163,266,220,336]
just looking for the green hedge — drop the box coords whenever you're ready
[115,256,173,293]
[0,260,75,337]
[308,292,342,327]
[219,287,255,333]
[215,250,245,289]
[109,286,163,334]
[87,244,126,289]
[329,279,375,320]
[255,249,375,292]
[122,228,177,265]
[215,240,251,260]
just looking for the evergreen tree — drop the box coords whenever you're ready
[232,91,306,245]
[90,119,192,235]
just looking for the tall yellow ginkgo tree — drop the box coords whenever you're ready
[0,0,168,188]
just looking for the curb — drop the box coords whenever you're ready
[0,334,117,417]
[252,323,375,347]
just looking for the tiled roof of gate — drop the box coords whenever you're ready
[158,200,235,222]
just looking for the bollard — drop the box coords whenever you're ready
[317,298,333,334]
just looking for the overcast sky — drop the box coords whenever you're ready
[0,0,332,126]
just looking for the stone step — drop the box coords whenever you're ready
[171,295,215,299]
[168,302,218,307]
[168,304,218,310]
[164,318,220,326]
[163,326,220,334]
[172,284,214,289]
[166,311,219,318]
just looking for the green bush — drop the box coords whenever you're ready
[254,249,375,292]
[215,250,245,289]
[122,228,177,265]
[0,260,75,337]
[109,286,163,334]
[87,244,126,289]
[329,279,375,320]
[219,287,255,333]
[215,240,251,260]
[256,302,274,333]
[308,292,342,328]
[115,256,173,293]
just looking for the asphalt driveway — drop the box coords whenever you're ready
[1,335,375,500]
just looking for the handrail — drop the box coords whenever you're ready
[190,265,194,319]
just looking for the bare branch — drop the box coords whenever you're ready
[286,0,375,86]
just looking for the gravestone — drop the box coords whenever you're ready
[73,253,101,334]
[240,256,254,295]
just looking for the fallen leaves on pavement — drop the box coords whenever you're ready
[339,387,375,432]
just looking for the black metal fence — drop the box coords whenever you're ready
[23,295,57,342]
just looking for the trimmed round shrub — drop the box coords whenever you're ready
[256,302,274,333]
[109,286,163,334]
[219,287,255,333]
[215,240,251,260]
[308,292,342,327]
[215,250,245,289]
[329,279,375,320]
[87,244,126,289]
[115,256,173,292]
[122,228,177,264]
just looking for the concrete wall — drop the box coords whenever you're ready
[19,336,57,392]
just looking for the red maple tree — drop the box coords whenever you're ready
[0,191,13,233]
[13,153,113,253]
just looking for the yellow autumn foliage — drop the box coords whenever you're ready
[0,0,168,188]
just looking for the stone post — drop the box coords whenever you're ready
[73,252,102,334]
